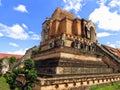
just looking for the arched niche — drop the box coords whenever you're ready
[85,21,97,42]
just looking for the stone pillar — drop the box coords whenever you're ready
[48,20,53,39]
[59,18,73,35]
[51,20,60,36]
[73,18,81,35]
[81,19,88,38]
[66,18,73,35]
[59,18,66,35]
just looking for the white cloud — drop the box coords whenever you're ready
[9,42,19,47]
[106,42,116,48]
[14,4,28,13]
[108,0,120,8]
[97,32,112,37]
[63,0,84,14]
[7,48,28,55]
[0,32,3,37]
[89,0,120,31]
[28,31,40,40]
[106,41,120,48]
[0,23,40,40]
[31,34,40,40]
[97,0,107,6]
[0,23,29,40]
[22,23,28,29]
[28,31,34,34]
[89,6,120,31]
[110,44,116,48]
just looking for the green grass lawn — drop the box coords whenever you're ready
[90,82,120,90]
[0,77,10,90]
[0,77,19,90]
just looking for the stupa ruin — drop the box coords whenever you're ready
[21,8,120,90]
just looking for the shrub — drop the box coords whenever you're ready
[7,58,37,90]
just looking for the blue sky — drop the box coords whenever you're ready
[0,0,120,55]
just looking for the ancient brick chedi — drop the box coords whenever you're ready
[32,8,120,77]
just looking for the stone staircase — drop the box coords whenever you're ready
[96,43,120,67]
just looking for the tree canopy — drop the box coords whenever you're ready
[7,58,37,90]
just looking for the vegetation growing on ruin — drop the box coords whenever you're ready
[90,82,120,90]
[0,56,17,68]
[6,58,37,90]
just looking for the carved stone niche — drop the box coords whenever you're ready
[71,40,80,49]
[90,43,96,52]
[59,35,66,47]
[85,21,97,42]
[49,39,55,48]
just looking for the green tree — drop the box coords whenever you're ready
[24,58,34,70]
[9,56,17,65]
[0,56,17,68]
[0,57,17,73]
[0,59,3,69]
[6,58,37,90]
